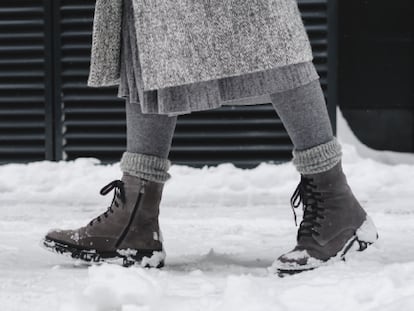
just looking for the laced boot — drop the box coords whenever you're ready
[273,161,378,276]
[42,172,165,268]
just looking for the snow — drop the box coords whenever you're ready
[1,109,414,311]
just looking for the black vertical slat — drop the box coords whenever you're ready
[52,0,64,161]
[0,0,50,163]
[43,0,54,160]
[327,0,338,133]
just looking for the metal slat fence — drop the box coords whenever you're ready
[0,0,335,167]
[0,0,53,162]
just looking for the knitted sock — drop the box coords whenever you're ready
[292,137,342,175]
[120,151,171,183]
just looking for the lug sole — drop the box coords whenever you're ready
[42,238,165,268]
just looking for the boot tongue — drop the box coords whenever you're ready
[121,172,143,185]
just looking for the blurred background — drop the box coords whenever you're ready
[0,0,413,167]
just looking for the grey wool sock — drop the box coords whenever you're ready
[120,151,172,183]
[293,138,342,175]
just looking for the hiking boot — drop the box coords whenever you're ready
[273,161,378,276]
[42,172,166,268]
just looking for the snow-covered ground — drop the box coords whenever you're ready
[1,111,414,311]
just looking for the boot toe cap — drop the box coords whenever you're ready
[273,248,324,272]
[45,229,80,245]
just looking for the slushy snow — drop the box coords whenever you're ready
[1,111,414,311]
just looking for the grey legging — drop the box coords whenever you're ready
[126,79,333,158]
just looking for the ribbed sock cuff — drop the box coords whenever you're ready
[120,151,171,183]
[292,138,342,175]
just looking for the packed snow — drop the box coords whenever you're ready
[1,111,414,311]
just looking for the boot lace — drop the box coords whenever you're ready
[89,180,126,226]
[290,176,325,240]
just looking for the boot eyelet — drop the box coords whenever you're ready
[312,230,320,236]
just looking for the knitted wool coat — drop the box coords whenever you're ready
[87,0,313,90]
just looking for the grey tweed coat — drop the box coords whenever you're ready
[87,0,313,90]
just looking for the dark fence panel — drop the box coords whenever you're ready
[0,0,334,167]
[53,0,126,162]
[0,0,53,163]
[338,0,414,152]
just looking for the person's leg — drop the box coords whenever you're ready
[43,100,177,267]
[270,79,333,150]
[270,79,340,174]
[126,99,177,158]
[120,98,177,182]
[270,79,378,274]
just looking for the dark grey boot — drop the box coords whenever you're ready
[42,172,166,267]
[273,161,378,275]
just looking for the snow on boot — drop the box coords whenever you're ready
[42,172,166,268]
[273,161,378,276]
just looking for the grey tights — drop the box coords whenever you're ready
[126,99,177,158]
[121,79,341,181]
[269,80,333,150]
